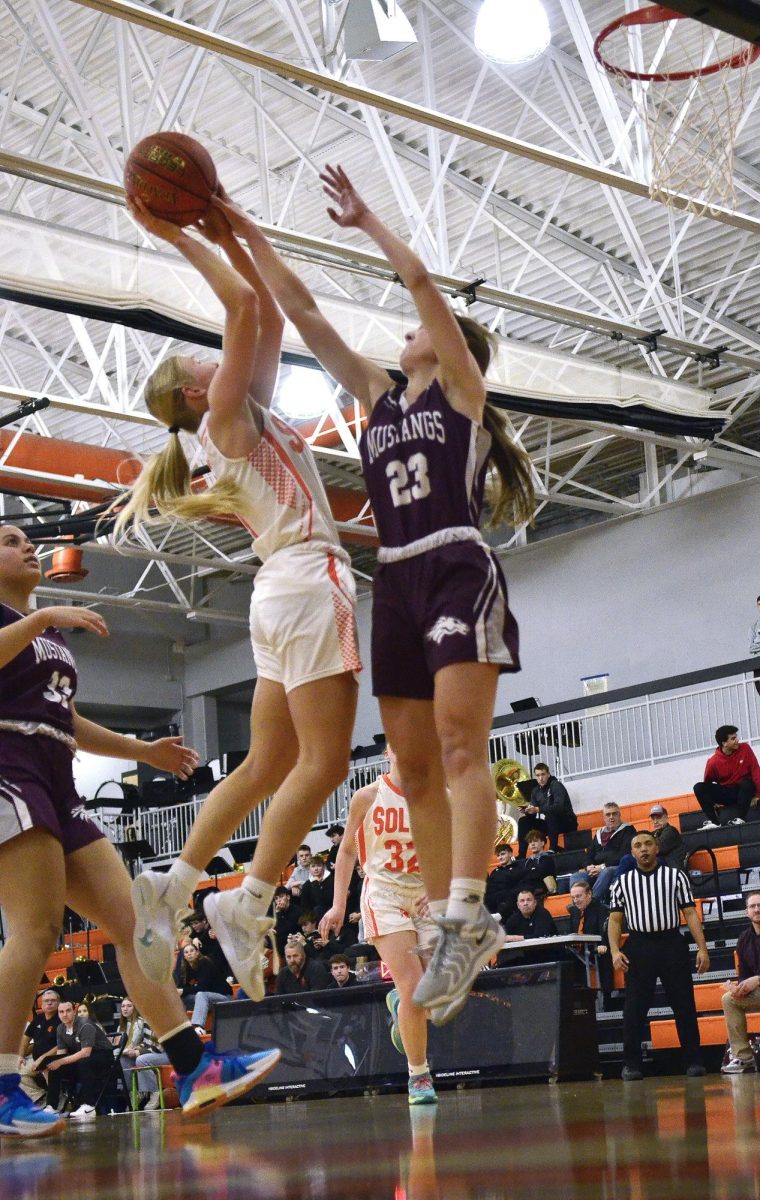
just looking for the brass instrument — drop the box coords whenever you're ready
[492,757,531,846]
[493,758,530,807]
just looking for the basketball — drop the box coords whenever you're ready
[124,132,217,226]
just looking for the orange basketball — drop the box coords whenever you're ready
[124,132,217,226]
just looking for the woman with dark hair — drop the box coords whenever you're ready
[0,525,279,1137]
[209,166,535,1024]
[120,196,360,1007]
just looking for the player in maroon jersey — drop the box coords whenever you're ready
[0,526,279,1137]
[211,168,534,1024]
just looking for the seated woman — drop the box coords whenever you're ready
[174,943,232,1032]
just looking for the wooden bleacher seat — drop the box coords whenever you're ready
[650,1012,760,1049]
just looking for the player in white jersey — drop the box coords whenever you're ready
[320,748,438,1105]
[116,192,360,1002]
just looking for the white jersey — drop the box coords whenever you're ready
[356,774,420,890]
[199,409,344,563]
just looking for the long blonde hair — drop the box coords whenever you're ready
[111,355,247,539]
[454,317,535,528]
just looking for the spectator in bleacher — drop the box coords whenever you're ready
[583,803,637,903]
[503,889,558,941]
[19,988,61,1104]
[694,725,760,830]
[485,843,527,922]
[182,910,233,981]
[721,892,760,1073]
[649,804,687,869]
[273,886,302,955]
[328,954,358,988]
[522,830,557,896]
[517,763,578,857]
[286,845,312,895]
[607,831,709,1081]
[298,911,331,960]
[568,880,612,1004]
[275,939,331,994]
[299,855,335,919]
[174,942,232,1032]
[326,823,345,868]
[45,998,114,1119]
[132,1047,169,1111]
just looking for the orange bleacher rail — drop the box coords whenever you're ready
[576,794,701,833]
[687,846,740,873]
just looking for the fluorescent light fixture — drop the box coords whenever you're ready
[275,366,333,422]
[474,0,550,66]
[343,0,417,61]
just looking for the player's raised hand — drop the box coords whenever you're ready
[320,164,370,229]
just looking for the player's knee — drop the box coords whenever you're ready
[439,739,480,782]
[24,911,63,956]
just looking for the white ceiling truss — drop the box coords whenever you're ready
[0,0,758,629]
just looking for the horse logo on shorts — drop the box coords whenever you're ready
[426,616,470,644]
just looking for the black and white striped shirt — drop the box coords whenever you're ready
[608,864,695,933]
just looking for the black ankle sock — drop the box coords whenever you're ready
[161,1026,204,1077]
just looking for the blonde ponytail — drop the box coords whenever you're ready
[110,354,248,540]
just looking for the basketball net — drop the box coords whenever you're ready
[595,6,760,216]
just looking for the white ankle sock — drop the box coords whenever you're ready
[242,875,275,915]
[409,1061,429,1077]
[446,878,485,922]
[428,899,448,919]
[168,858,202,900]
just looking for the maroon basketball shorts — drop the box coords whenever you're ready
[371,540,520,700]
[0,730,104,854]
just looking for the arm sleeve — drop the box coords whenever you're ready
[656,826,679,855]
[675,870,696,911]
[78,1023,96,1049]
[607,879,624,913]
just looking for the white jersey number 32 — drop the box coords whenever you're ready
[386,453,431,507]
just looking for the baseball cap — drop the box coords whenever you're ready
[649,804,667,817]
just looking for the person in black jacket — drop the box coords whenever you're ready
[275,940,331,994]
[522,829,557,898]
[568,878,612,1002]
[650,805,687,869]
[273,887,302,955]
[517,763,578,857]
[299,856,335,920]
[485,843,529,921]
[174,942,232,1031]
[498,890,558,965]
[583,802,637,902]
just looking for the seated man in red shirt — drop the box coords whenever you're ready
[693,725,760,830]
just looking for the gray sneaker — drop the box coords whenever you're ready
[412,906,504,1026]
[203,889,274,1002]
[132,870,190,984]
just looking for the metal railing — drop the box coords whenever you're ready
[91,665,760,869]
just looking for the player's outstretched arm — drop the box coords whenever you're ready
[211,194,391,414]
[196,194,284,412]
[321,164,485,419]
[319,782,377,941]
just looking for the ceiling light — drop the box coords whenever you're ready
[275,366,333,422]
[474,0,550,66]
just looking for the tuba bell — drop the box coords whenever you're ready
[492,758,531,807]
[492,757,530,847]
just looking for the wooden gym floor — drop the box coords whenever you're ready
[0,1075,758,1200]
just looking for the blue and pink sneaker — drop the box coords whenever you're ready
[176,1045,281,1115]
[0,1074,65,1138]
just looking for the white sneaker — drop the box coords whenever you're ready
[131,869,190,984]
[728,818,745,826]
[203,889,274,1002]
[143,1092,162,1111]
[698,819,718,830]
[69,1104,96,1121]
[413,905,504,1026]
[721,1056,755,1074]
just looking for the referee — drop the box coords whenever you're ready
[608,831,710,1080]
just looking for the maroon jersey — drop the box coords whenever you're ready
[359,380,491,548]
[0,604,77,735]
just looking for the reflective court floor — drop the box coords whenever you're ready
[1,1076,759,1200]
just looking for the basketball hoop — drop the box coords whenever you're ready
[594,5,760,215]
